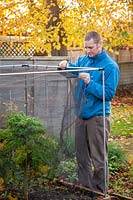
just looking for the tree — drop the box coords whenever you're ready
[46,0,68,56]
[0,0,132,55]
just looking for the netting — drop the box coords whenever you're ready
[0,65,105,141]
[0,65,109,197]
[0,65,80,140]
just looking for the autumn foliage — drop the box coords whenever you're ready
[0,0,133,55]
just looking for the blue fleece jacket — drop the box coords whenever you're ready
[68,49,120,118]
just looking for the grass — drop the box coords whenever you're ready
[109,102,133,197]
[110,104,133,137]
[110,103,133,161]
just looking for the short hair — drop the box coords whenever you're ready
[84,31,101,43]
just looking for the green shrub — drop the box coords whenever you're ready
[55,134,78,182]
[57,158,78,182]
[0,112,59,198]
[108,141,127,175]
[60,134,76,159]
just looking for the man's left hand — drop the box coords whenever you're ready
[79,73,90,85]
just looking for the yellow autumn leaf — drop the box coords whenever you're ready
[0,177,4,185]
[7,194,18,200]
[0,177,4,192]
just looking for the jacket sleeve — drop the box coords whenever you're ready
[57,57,82,78]
[68,59,81,76]
[57,59,80,78]
[84,64,120,101]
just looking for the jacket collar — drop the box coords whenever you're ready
[88,48,107,62]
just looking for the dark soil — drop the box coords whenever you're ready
[29,186,96,200]
[2,180,132,200]
[2,181,122,200]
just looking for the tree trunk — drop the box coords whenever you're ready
[46,0,68,56]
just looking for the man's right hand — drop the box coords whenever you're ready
[58,60,68,70]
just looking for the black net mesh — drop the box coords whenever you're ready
[0,65,109,198]
[0,65,79,140]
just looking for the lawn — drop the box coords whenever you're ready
[111,104,133,137]
[110,96,133,160]
[108,95,133,197]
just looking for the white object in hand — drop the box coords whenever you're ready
[79,72,90,85]
[58,60,68,69]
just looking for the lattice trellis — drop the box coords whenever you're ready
[0,42,35,56]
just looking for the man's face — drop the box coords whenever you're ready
[84,38,102,57]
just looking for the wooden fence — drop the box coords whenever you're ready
[0,56,132,85]
[0,57,132,131]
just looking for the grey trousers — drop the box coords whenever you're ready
[75,116,110,193]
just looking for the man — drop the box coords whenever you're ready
[58,31,120,195]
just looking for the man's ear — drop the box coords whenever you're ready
[98,40,102,47]
[97,41,102,50]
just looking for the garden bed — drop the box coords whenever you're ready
[0,92,132,200]
[2,179,133,200]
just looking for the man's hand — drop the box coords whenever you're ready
[79,73,90,85]
[58,60,68,70]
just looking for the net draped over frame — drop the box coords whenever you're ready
[0,65,87,139]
